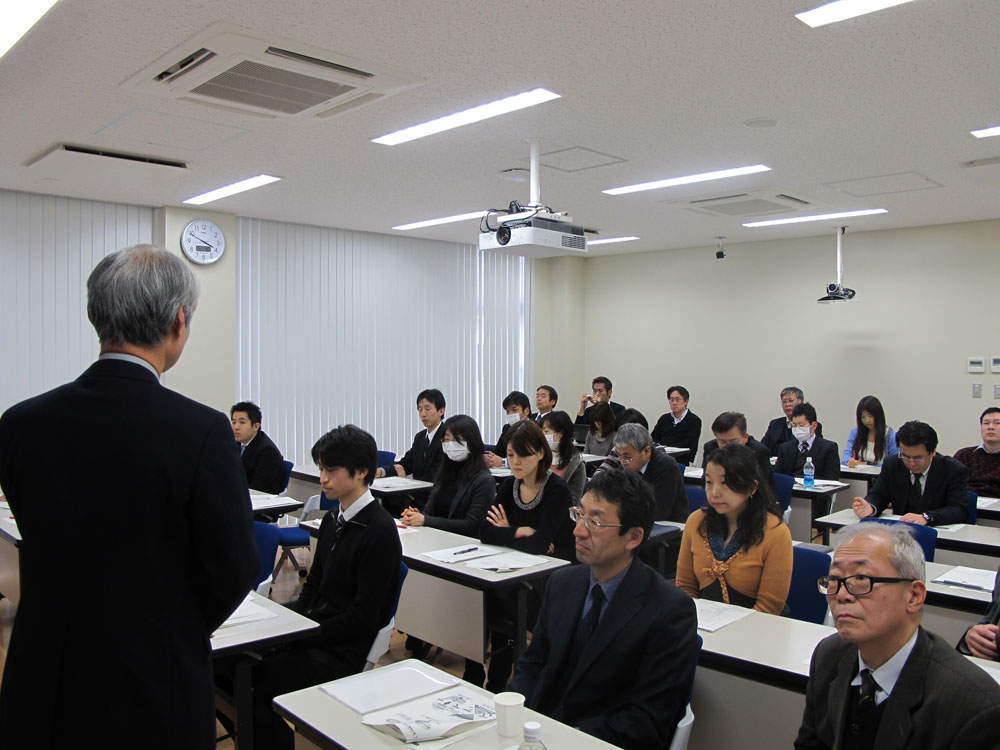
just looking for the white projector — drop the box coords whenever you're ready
[479,216,587,259]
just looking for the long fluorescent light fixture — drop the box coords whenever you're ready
[183,175,281,205]
[393,211,487,231]
[373,88,561,146]
[603,164,771,196]
[795,0,917,28]
[972,125,1000,139]
[587,236,640,246]
[2,0,60,61]
[743,208,887,227]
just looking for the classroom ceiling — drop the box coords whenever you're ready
[2,0,1000,256]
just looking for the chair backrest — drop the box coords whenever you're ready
[319,491,340,512]
[859,517,938,562]
[665,632,702,750]
[390,561,409,619]
[773,473,794,512]
[968,491,978,524]
[377,450,396,468]
[280,460,294,493]
[252,521,283,587]
[788,546,832,624]
[685,486,707,513]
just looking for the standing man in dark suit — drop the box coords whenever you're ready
[613,423,687,522]
[761,386,823,456]
[796,523,1000,749]
[510,469,698,750]
[575,375,626,425]
[852,420,970,527]
[231,400,287,494]
[651,385,702,462]
[0,245,258,750]
[702,411,774,490]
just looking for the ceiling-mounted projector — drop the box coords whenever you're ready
[817,226,857,304]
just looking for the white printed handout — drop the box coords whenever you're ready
[362,686,496,742]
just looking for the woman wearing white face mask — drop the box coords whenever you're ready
[540,410,585,502]
[401,415,495,537]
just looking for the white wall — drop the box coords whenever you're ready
[531,255,587,415]
[532,219,1000,459]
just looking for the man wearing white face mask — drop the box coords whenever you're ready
[775,402,841,520]
[485,391,533,468]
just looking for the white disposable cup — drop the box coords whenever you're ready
[494,691,525,738]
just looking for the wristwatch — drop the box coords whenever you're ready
[922,512,932,524]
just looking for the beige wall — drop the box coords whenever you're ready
[531,255,587,414]
[154,207,238,415]
[532,219,1000,460]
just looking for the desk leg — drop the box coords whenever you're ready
[513,585,528,662]
[821,527,830,545]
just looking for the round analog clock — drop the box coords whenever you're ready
[180,219,226,265]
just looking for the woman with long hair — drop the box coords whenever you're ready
[843,395,898,467]
[585,401,617,456]
[539,410,585,502]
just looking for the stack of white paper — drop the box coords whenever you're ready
[421,545,502,563]
[465,551,547,572]
[694,599,753,632]
[932,566,997,591]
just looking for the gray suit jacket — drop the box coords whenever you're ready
[796,628,1000,750]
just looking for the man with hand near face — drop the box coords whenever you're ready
[852,420,969,527]
[575,376,626,425]
[796,524,1000,749]
[485,390,532,468]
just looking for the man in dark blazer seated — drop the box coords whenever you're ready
[796,523,1000,749]
[375,388,446,514]
[702,411,774,490]
[761,386,824,456]
[509,469,699,750]
[485,390,533,467]
[957,562,1000,661]
[852,420,970,527]
[0,245,258,750]
[774,402,840,479]
[613,423,688,522]
[231,400,287,494]
[575,375,626,425]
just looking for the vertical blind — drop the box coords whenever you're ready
[0,189,153,413]
[236,217,532,466]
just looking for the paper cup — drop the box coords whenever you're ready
[494,691,526,738]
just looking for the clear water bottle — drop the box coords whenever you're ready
[803,457,815,487]
[517,721,547,750]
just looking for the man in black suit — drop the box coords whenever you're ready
[957,562,1000,661]
[796,523,1000,749]
[575,375,626,425]
[534,384,557,423]
[485,390,533,466]
[377,388,446,481]
[774,402,840,480]
[761,386,823,456]
[231,400,287,494]
[0,245,258,750]
[510,469,699,750]
[702,411,774,489]
[613,423,687,522]
[852,420,970,527]
[231,424,402,749]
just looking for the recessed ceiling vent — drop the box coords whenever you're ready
[680,190,813,218]
[125,22,423,121]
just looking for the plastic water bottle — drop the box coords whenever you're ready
[517,721,548,750]
[803,457,815,487]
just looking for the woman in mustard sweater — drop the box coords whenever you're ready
[676,443,793,614]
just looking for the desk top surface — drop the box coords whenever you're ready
[211,591,319,657]
[924,561,995,606]
[250,494,304,514]
[0,501,20,544]
[816,509,1000,549]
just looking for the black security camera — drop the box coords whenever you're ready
[496,226,512,245]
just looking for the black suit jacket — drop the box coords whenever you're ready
[510,561,698,750]
[397,426,444,481]
[0,359,257,750]
[762,416,824,456]
[240,428,286,494]
[796,628,1000,750]
[651,411,702,460]
[775,436,841,481]
[422,471,496,537]
[866,454,970,525]
[575,401,626,426]
[702,436,775,489]
[642,446,688,522]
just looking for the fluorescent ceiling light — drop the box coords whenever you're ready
[393,211,487,231]
[603,164,771,196]
[587,236,640,246]
[372,88,561,146]
[743,208,887,227]
[971,125,1000,139]
[1,0,60,61]
[795,0,917,28]
[183,175,281,205]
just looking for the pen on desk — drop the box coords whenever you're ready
[452,546,478,555]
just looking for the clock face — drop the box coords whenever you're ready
[181,220,226,265]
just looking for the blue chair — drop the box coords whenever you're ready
[859,517,938,561]
[377,450,396,468]
[279,459,293,494]
[365,561,410,670]
[788,546,832,624]
[252,521,282,596]
[685,486,707,513]
[773,473,793,513]
[272,493,341,579]
[968,491,978,524]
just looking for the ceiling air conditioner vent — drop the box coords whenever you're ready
[680,189,815,218]
[126,22,423,121]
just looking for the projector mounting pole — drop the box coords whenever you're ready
[835,226,846,286]
[528,138,541,207]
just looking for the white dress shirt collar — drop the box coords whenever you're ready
[673,409,689,425]
[98,352,160,380]
[853,628,919,705]
[341,489,375,522]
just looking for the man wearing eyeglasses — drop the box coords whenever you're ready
[796,524,1000,749]
[509,470,698,750]
[612,423,688,522]
[851,420,969,526]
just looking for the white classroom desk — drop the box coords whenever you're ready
[0,501,21,605]
[815,508,1000,569]
[923,561,995,645]
[250,493,304,520]
[273,659,620,750]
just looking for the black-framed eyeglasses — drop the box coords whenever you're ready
[816,574,916,597]
[569,506,623,532]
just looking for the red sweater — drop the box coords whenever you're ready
[954,446,1000,498]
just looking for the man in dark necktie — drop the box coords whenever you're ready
[509,470,698,750]
[796,523,1000,749]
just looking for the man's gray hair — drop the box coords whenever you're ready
[832,523,926,581]
[780,386,805,401]
[87,245,200,347]
[614,423,652,452]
